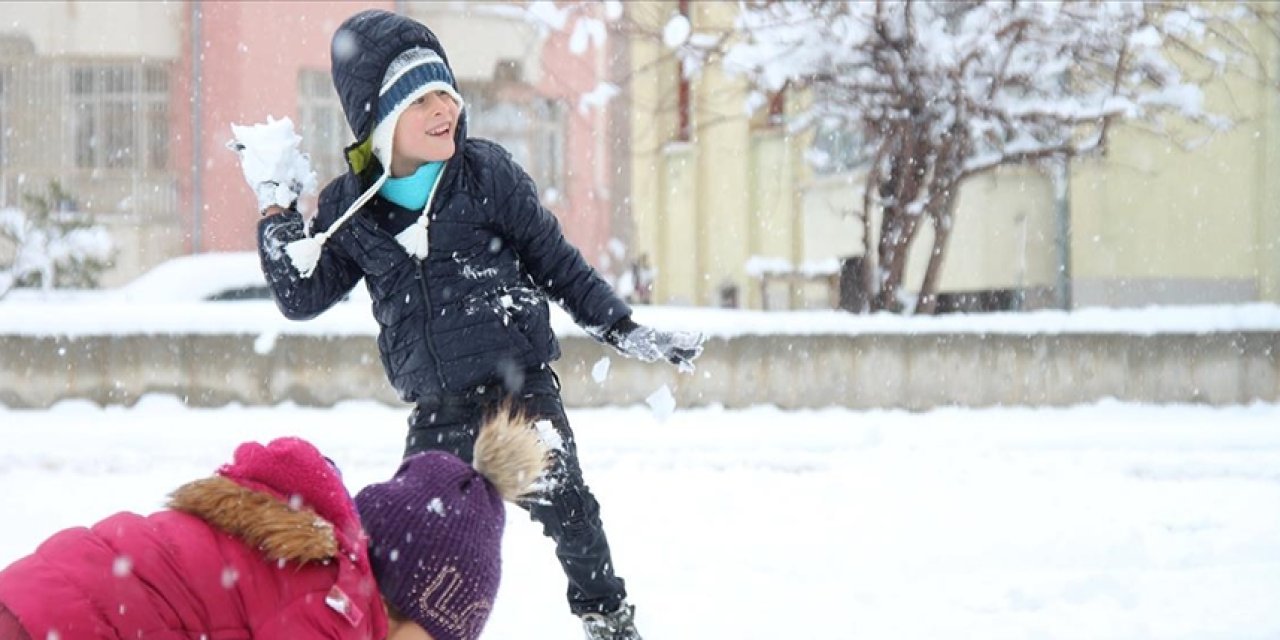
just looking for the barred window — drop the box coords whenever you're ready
[297,68,350,183]
[69,62,169,171]
[463,86,565,202]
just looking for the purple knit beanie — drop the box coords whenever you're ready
[356,411,548,640]
[356,451,504,640]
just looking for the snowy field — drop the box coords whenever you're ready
[2,398,1279,639]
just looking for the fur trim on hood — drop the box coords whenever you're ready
[168,476,338,564]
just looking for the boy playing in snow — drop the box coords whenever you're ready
[0,412,549,640]
[243,9,704,640]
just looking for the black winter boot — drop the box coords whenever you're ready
[581,602,642,640]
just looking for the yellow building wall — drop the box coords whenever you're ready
[626,0,784,308]
[624,1,679,303]
[923,167,1059,295]
[800,166,1060,307]
[1068,23,1280,306]
[750,130,804,308]
[660,146,698,304]
[692,1,753,307]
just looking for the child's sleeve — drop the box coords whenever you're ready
[494,152,632,333]
[256,176,364,321]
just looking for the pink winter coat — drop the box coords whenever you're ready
[0,438,389,640]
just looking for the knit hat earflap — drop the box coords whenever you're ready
[286,47,464,277]
[354,410,549,640]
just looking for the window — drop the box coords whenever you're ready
[808,86,871,175]
[144,66,169,171]
[297,69,351,183]
[69,62,169,171]
[809,123,871,175]
[463,85,565,201]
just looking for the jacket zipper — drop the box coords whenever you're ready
[415,160,451,391]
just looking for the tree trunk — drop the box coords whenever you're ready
[870,123,930,312]
[875,208,923,312]
[915,126,967,315]
[915,190,957,315]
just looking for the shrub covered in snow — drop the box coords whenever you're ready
[0,181,114,299]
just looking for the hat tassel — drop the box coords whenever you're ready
[285,173,389,279]
[286,233,327,278]
[395,218,430,260]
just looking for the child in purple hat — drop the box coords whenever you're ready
[357,409,550,640]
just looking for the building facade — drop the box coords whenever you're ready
[618,1,1280,311]
[0,0,617,285]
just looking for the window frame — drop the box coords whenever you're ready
[296,68,351,183]
[460,82,566,202]
[67,61,169,173]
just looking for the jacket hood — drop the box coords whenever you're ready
[168,437,366,565]
[330,9,468,177]
[168,476,340,564]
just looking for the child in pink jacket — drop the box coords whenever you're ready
[0,411,546,640]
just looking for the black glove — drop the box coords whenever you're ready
[605,317,706,373]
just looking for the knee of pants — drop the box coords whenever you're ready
[529,483,601,538]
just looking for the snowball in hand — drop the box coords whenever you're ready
[228,116,318,212]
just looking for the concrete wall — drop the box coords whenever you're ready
[3,331,1275,410]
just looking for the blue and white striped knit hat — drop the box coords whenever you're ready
[370,47,465,171]
[285,46,464,277]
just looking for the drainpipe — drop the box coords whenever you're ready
[190,0,203,253]
[1052,157,1071,310]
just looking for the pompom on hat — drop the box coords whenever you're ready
[287,44,464,277]
[355,410,549,640]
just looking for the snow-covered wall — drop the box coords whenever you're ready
[3,314,1278,409]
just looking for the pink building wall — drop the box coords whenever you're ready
[536,11,615,270]
[174,2,614,271]
[174,1,391,253]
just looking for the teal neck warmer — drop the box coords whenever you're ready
[378,161,444,211]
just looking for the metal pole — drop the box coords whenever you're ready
[191,0,203,253]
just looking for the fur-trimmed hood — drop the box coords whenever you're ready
[168,475,339,564]
[175,436,369,565]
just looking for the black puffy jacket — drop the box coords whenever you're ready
[256,10,630,400]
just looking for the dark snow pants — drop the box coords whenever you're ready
[403,369,627,616]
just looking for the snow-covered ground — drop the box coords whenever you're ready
[2,398,1278,639]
